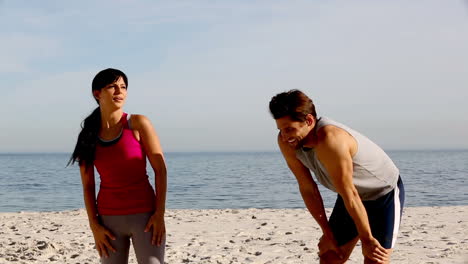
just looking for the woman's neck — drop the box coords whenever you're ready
[100,108,124,129]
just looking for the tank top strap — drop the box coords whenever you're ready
[121,112,130,129]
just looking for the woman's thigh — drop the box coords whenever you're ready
[100,215,131,264]
[128,212,166,264]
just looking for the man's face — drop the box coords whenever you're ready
[275,116,311,149]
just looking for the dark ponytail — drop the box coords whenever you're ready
[68,68,128,167]
[68,107,101,166]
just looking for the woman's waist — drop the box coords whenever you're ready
[97,185,155,215]
[99,176,153,190]
[98,181,154,201]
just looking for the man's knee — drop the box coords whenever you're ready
[319,250,348,264]
[364,258,389,264]
[363,248,392,264]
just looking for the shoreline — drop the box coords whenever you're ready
[1,206,467,263]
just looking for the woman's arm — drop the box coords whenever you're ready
[131,114,167,246]
[80,164,99,227]
[79,163,116,257]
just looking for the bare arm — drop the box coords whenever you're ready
[315,127,388,261]
[277,134,335,241]
[79,163,115,257]
[79,164,99,228]
[132,114,167,245]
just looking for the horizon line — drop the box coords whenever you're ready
[1,148,468,155]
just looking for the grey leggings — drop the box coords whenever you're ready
[100,212,165,264]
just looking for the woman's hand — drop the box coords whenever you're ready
[144,211,166,246]
[90,223,116,258]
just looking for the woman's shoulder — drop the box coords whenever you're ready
[128,114,153,130]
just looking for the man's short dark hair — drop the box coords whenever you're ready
[269,89,317,121]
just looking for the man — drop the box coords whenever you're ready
[269,90,404,264]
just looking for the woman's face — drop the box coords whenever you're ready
[93,76,127,110]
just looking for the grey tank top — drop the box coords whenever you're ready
[295,117,399,200]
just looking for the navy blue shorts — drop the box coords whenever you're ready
[328,176,405,249]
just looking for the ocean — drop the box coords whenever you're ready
[0,150,467,212]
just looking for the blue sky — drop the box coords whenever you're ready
[1,0,468,152]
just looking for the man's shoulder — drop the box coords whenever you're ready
[317,124,347,142]
[316,125,352,155]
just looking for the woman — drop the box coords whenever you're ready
[69,68,167,264]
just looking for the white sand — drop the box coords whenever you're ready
[0,206,467,264]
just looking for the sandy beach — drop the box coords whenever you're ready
[0,206,467,264]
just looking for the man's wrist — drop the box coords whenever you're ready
[359,234,374,243]
[322,229,335,240]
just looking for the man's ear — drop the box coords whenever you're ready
[93,90,100,100]
[306,114,315,126]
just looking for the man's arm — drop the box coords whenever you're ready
[277,134,336,246]
[315,126,389,262]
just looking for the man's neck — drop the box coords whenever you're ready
[302,126,319,149]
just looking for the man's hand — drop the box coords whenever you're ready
[318,234,344,259]
[361,237,390,263]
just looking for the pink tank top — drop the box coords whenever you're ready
[94,113,155,215]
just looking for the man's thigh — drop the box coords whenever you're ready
[328,195,358,246]
[320,237,359,264]
[365,177,404,249]
[329,177,405,249]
